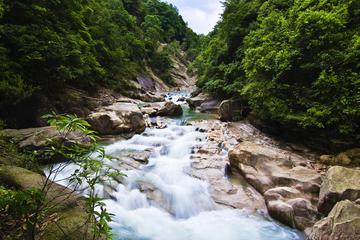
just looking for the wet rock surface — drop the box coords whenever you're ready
[187,120,327,231]
[189,120,267,212]
[229,140,321,230]
[135,91,165,102]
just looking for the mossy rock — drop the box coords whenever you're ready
[0,165,98,239]
[38,209,95,240]
[319,148,360,167]
[0,165,84,209]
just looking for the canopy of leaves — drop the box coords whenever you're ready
[194,0,360,139]
[0,0,199,117]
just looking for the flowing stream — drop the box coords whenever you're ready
[48,92,304,240]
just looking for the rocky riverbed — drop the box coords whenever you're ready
[1,90,359,240]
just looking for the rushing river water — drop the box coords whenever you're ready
[48,92,304,240]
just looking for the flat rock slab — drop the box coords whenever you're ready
[1,126,90,149]
[189,120,267,212]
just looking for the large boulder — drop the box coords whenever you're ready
[137,75,155,91]
[199,99,220,113]
[218,100,233,122]
[186,93,208,109]
[1,126,90,149]
[88,102,145,135]
[229,141,321,230]
[307,200,360,240]
[0,165,83,208]
[157,101,183,117]
[190,88,202,98]
[318,166,360,214]
[218,99,250,122]
[186,93,220,113]
[140,102,183,117]
[264,187,319,230]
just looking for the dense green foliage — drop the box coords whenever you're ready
[0,0,199,113]
[195,0,360,138]
[0,187,45,239]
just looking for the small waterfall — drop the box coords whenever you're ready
[46,92,304,240]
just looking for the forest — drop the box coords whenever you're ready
[194,0,359,142]
[0,0,200,126]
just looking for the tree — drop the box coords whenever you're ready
[0,0,200,126]
[242,0,360,136]
[195,0,360,140]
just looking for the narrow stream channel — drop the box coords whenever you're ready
[48,92,304,240]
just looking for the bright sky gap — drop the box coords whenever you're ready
[165,0,223,34]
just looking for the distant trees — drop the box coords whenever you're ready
[194,0,360,139]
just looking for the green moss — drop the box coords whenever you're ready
[0,136,39,171]
[38,209,94,240]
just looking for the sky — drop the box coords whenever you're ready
[165,0,223,35]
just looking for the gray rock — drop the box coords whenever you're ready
[229,141,321,230]
[157,101,183,117]
[88,102,145,135]
[137,75,155,91]
[0,165,83,208]
[308,200,360,240]
[219,100,233,122]
[189,121,267,212]
[1,126,90,150]
[140,102,182,117]
[318,166,360,214]
[128,150,152,163]
[218,99,250,122]
[186,93,219,113]
[199,99,220,113]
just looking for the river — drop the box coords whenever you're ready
[48,91,304,240]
